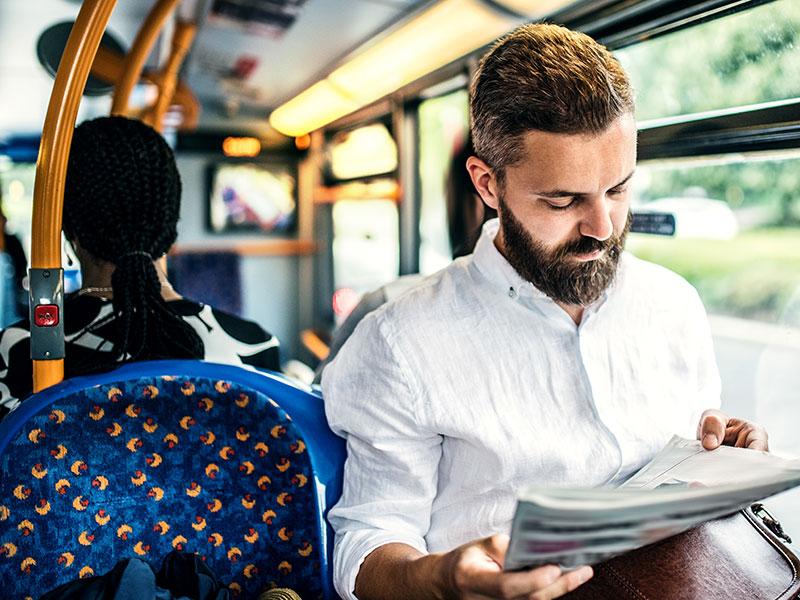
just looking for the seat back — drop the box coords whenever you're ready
[0,360,344,599]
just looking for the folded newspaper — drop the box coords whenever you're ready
[505,436,800,571]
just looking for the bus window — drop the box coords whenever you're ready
[1,159,85,293]
[618,0,800,536]
[331,198,399,323]
[327,122,397,181]
[629,154,800,423]
[418,89,469,274]
[0,160,34,259]
[616,0,800,122]
[323,121,400,324]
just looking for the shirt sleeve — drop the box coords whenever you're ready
[322,310,442,600]
[313,287,388,384]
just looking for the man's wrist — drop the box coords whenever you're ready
[355,543,450,600]
[407,551,453,600]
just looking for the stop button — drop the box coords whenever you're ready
[34,305,59,327]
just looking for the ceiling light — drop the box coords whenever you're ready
[327,0,510,108]
[269,0,576,136]
[270,80,358,137]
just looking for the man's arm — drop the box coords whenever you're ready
[355,537,592,600]
[323,309,593,599]
[323,309,444,599]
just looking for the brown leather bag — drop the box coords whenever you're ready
[564,504,800,600]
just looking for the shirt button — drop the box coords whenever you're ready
[508,287,517,299]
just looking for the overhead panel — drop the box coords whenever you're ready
[493,0,576,17]
[209,0,310,37]
[269,0,580,136]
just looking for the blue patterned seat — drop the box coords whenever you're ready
[0,360,345,599]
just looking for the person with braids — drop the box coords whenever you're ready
[0,116,280,421]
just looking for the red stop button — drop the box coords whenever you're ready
[34,305,59,327]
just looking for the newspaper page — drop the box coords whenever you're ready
[505,436,800,571]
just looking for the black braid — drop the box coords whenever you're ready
[64,116,204,367]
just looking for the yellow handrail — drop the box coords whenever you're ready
[143,20,198,132]
[31,0,118,392]
[91,45,201,131]
[110,0,180,116]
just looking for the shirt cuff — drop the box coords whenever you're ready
[334,531,429,600]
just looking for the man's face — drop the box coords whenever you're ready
[491,114,637,306]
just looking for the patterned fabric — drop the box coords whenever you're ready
[0,376,322,599]
[0,295,281,422]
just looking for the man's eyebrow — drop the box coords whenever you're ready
[610,170,636,189]
[533,170,636,198]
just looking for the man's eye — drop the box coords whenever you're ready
[547,201,573,210]
[608,187,627,196]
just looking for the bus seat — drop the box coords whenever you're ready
[0,360,345,599]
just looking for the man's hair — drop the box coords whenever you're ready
[470,23,634,181]
[64,116,204,367]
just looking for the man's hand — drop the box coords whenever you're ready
[697,409,769,452]
[437,534,592,600]
[355,537,592,600]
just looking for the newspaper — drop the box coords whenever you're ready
[505,436,800,571]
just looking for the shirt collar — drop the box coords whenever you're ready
[471,218,628,307]
[472,218,550,300]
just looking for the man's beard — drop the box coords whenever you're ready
[499,198,631,306]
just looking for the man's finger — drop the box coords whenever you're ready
[698,409,727,450]
[744,427,769,451]
[529,566,593,600]
[462,563,562,598]
[725,419,769,451]
[480,534,510,566]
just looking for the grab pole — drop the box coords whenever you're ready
[31,0,118,392]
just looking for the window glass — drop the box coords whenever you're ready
[0,161,81,298]
[616,0,800,122]
[418,89,470,275]
[331,199,399,322]
[0,160,34,255]
[628,154,800,455]
[327,123,398,181]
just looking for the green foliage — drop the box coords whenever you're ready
[617,0,800,225]
[617,0,800,120]
[639,158,800,226]
[628,229,800,321]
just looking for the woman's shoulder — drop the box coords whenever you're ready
[170,298,277,345]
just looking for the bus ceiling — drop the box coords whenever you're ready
[2,0,579,141]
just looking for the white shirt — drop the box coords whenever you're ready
[322,219,721,600]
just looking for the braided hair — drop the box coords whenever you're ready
[64,116,204,364]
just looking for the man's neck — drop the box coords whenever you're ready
[79,256,181,301]
[556,302,585,326]
[493,234,586,326]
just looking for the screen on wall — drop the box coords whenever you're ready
[206,162,297,234]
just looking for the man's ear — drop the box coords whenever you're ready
[466,156,500,211]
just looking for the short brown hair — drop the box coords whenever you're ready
[470,23,634,178]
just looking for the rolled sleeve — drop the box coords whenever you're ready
[322,311,442,600]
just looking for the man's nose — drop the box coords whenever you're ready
[578,196,613,241]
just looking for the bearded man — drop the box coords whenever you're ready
[321,23,767,600]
